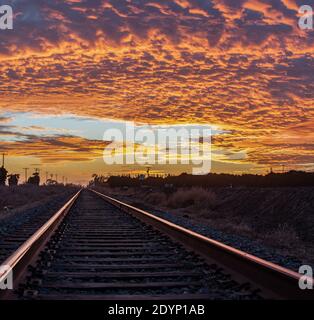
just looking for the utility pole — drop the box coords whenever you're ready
[55,174,58,183]
[46,171,48,182]
[1,152,8,167]
[23,168,29,183]
[62,176,64,185]
[34,168,40,185]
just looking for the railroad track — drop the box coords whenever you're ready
[0,189,312,300]
[0,193,76,263]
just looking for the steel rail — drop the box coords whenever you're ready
[0,189,82,298]
[1,188,312,300]
[90,189,314,300]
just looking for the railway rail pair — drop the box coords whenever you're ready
[0,189,313,300]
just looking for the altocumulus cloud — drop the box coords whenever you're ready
[0,0,313,170]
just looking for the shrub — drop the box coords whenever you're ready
[262,224,300,248]
[167,187,217,210]
[145,192,167,206]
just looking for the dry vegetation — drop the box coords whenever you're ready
[144,188,218,212]
[0,185,77,214]
[95,185,314,265]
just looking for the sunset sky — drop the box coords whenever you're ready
[0,0,313,184]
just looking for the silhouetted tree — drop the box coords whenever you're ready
[28,172,40,186]
[103,171,314,188]
[0,166,8,186]
[46,178,58,185]
[89,174,108,187]
[8,174,19,186]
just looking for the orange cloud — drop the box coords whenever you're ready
[0,0,313,177]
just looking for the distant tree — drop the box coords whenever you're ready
[104,171,314,188]
[90,174,107,187]
[0,166,8,186]
[46,178,58,185]
[8,174,19,186]
[28,172,40,186]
